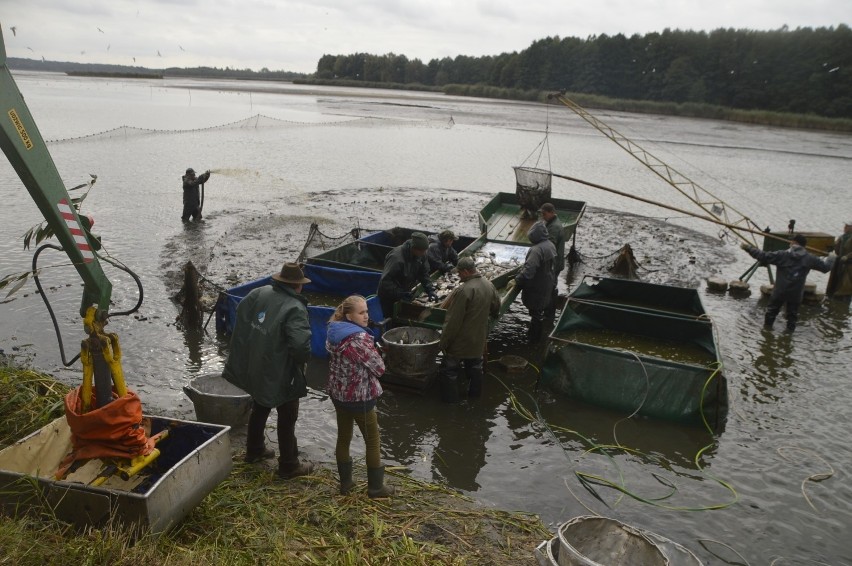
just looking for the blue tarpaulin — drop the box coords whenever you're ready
[214,264,383,358]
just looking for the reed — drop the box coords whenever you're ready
[0,363,549,565]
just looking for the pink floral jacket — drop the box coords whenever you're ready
[326,322,384,403]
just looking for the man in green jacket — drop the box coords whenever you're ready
[438,256,500,401]
[223,262,314,479]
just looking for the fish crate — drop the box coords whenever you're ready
[762,231,835,256]
[0,415,231,535]
[394,267,522,330]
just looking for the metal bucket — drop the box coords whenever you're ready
[381,326,441,377]
[183,372,252,427]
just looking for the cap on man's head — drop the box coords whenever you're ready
[792,234,807,247]
[539,203,556,214]
[272,262,311,285]
[457,256,477,271]
[410,232,429,250]
[438,229,456,242]
[185,168,196,176]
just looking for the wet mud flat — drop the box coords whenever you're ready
[161,185,732,314]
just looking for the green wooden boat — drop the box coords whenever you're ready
[478,192,586,245]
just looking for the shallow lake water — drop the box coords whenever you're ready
[1,72,851,563]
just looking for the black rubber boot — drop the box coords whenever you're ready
[367,466,395,498]
[337,460,354,495]
[439,372,459,403]
[466,366,483,398]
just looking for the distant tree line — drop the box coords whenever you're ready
[7,58,307,81]
[315,26,852,118]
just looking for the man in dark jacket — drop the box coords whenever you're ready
[427,230,459,274]
[516,221,557,342]
[181,167,211,222]
[539,203,565,318]
[377,232,438,319]
[439,256,500,401]
[742,234,835,332]
[826,220,852,302]
[223,262,314,478]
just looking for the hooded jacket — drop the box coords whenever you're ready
[378,240,436,302]
[325,320,384,409]
[516,221,557,310]
[182,170,210,209]
[746,243,834,302]
[223,281,311,407]
[544,215,566,275]
[440,273,501,359]
[826,232,852,297]
[426,234,459,274]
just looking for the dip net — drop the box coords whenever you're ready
[514,166,552,218]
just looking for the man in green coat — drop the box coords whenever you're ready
[826,220,852,302]
[223,262,314,479]
[439,256,500,401]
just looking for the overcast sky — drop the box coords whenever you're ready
[1,0,848,74]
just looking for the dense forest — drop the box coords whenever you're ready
[315,26,852,119]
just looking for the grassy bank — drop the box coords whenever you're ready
[0,363,549,565]
[294,78,852,132]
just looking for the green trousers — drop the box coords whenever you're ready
[335,407,381,469]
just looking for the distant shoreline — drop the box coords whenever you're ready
[66,71,163,79]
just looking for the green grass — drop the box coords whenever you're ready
[0,363,550,565]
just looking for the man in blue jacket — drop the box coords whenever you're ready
[223,262,314,478]
[741,234,835,332]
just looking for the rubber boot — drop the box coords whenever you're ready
[337,460,354,495]
[439,372,459,403]
[466,366,483,398]
[367,466,395,498]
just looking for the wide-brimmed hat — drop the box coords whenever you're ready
[272,262,311,284]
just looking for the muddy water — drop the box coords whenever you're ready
[1,72,852,563]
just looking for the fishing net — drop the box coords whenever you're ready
[297,223,362,263]
[513,166,552,218]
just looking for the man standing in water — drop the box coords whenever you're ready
[826,220,852,303]
[741,234,835,332]
[181,167,211,222]
[438,256,500,402]
[516,221,557,342]
[539,203,565,319]
[223,262,314,479]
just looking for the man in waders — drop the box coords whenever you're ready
[539,203,565,319]
[741,234,835,332]
[181,167,211,222]
[438,256,500,402]
[826,220,852,303]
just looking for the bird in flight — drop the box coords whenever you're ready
[97,27,104,33]
[157,50,162,57]
[107,44,111,51]
[133,57,136,62]
[9,26,16,36]
[80,50,86,55]
[26,46,33,51]
[179,45,185,51]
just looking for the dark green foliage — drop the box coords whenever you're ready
[316,25,852,118]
